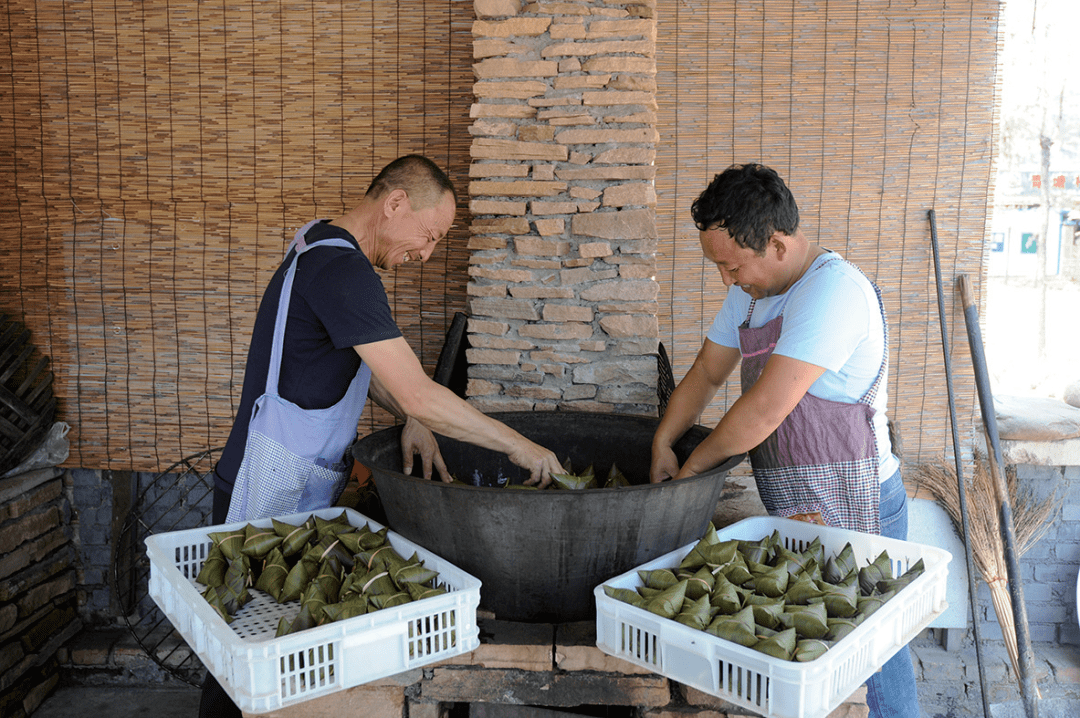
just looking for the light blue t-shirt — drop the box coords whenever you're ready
[706,251,900,482]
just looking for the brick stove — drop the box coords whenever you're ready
[240,612,868,718]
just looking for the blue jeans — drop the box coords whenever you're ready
[865,469,924,718]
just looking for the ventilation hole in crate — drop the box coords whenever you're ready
[719,661,767,708]
[279,643,339,697]
[618,623,658,666]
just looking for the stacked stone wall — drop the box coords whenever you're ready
[0,468,81,718]
[466,0,662,416]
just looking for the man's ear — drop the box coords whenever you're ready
[769,231,789,260]
[384,188,409,217]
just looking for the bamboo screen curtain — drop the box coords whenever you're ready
[654,0,999,465]
[0,0,999,472]
[1,0,475,470]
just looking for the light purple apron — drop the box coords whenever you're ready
[738,256,888,534]
[226,221,372,522]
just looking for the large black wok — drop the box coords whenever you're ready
[352,411,743,623]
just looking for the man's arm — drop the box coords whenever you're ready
[355,336,564,486]
[673,353,825,479]
[650,340,741,482]
[367,373,451,482]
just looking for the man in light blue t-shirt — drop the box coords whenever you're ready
[650,163,922,718]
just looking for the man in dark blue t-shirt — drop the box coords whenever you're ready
[201,155,564,718]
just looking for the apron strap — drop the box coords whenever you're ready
[265,221,356,395]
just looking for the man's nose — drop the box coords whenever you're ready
[718,267,735,286]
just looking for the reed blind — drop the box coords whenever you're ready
[1,0,1000,473]
[0,0,476,471]
[655,0,1000,468]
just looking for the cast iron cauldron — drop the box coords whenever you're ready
[351,411,744,623]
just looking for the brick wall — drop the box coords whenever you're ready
[0,467,82,718]
[465,0,662,415]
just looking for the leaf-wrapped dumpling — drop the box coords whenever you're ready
[784,601,829,639]
[279,557,317,603]
[314,511,353,539]
[856,590,896,620]
[752,627,797,660]
[678,524,721,570]
[817,576,859,618]
[684,566,716,600]
[709,572,744,615]
[876,558,925,594]
[241,523,284,559]
[705,605,758,647]
[748,559,789,598]
[321,597,368,623]
[825,616,862,642]
[823,543,857,585]
[208,529,245,562]
[739,538,772,565]
[203,585,234,624]
[795,638,832,662]
[220,554,252,614]
[550,471,597,490]
[638,568,680,590]
[274,519,316,558]
[644,580,688,619]
[674,594,713,631]
[784,573,825,605]
[358,569,397,597]
[369,591,411,610]
[393,562,439,587]
[406,583,448,602]
[196,544,227,588]
[858,550,894,595]
[603,585,646,608]
[746,596,785,630]
[720,552,753,586]
[604,463,630,489]
[254,547,290,598]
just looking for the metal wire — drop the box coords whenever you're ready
[112,447,221,686]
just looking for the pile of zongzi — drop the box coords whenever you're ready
[603,524,924,662]
[196,511,450,637]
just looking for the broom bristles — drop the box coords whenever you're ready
[908,450,1057,694]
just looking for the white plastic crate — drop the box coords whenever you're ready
[146,507,480,714]
[595,516,950,718]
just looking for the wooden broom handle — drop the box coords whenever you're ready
[958,273,976,311]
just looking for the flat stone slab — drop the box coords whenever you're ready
[994,395,1080,442]
[990,697,1080,718]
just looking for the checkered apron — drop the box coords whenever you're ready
[738,256,888,534]
[226,221,372,522]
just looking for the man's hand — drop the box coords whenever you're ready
[506,440,565,489]
[650,443,681,483]
[400,416,451,483]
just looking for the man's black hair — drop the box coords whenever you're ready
[689,163,799,253]
[366,154,457,211]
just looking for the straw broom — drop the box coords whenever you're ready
[908,451,1058,693]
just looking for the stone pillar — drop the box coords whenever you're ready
[467,0,660,415]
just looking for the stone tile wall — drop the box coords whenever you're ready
[465,0,662,416]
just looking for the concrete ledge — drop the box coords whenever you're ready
[1001,437,1080,466]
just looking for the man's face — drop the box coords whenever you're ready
[378,190,456,270]
[699,226,784,299]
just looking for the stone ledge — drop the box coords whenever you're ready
[1001,437,1080,466]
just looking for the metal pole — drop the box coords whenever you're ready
[927,209,991,718]
[958,272,1040,718]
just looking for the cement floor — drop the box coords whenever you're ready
[34,685,202,718]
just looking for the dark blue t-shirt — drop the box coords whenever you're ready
[214,221,401,492]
